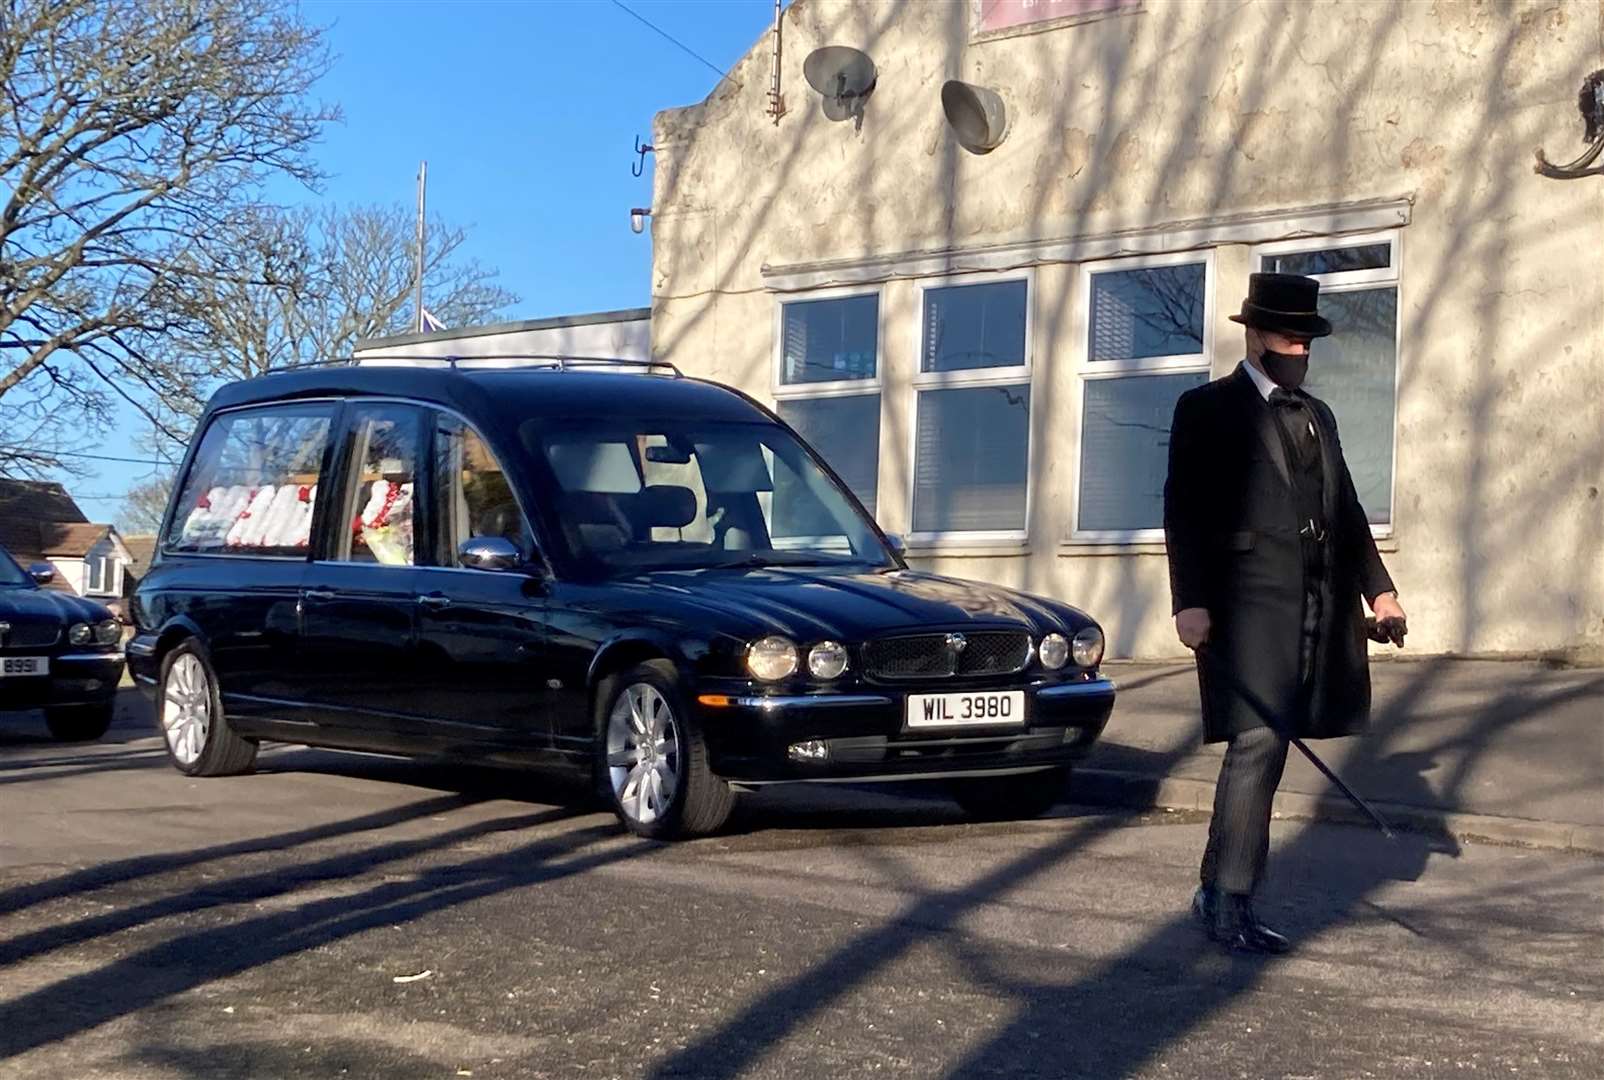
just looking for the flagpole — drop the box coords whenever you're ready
[414,160,427,334]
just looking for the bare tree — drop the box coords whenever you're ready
[144,202,519,444]
[118,474,174,534]
[0,0,338,476]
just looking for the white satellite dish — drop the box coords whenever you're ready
[803,45,877,123]
[941,80,1008,154]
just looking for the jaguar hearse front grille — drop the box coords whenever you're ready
[862,631,1032,681]
[0,623,60,650]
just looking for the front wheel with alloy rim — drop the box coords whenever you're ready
[598,661,733,840]
[157,641,257,776]
[949,766,1070,821]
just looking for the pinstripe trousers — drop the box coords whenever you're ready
[1199,725,1291,894]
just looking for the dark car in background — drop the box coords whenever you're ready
[129,360,1115,839]
[0,547,125,740]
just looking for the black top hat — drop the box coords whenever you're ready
[1228,272,1333,338]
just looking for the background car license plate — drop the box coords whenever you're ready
[906,690,1025,729]
[0,656,49,678]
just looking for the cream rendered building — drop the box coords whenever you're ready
[648,0,1604,661]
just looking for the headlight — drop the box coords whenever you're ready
[746,636,799,682]
[807,641,849,680]
[1039,632,1070,670]
[68,622,93,645]
[1072,626,1105,668]
[95,619,122,645]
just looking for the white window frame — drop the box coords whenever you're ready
[772,284,885,401]
[771,285,885,522]
[1251,229,1401,538]
[1070,249,1215,544]
[907,269,1035,545]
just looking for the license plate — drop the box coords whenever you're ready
[0,656,49,678]
[905,690,1025,729]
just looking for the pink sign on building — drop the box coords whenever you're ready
[973,0,1135,35]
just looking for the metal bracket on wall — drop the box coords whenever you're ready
[1534,69,1604,180]
[631,135,655,178]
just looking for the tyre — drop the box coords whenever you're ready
[949,766,1070,821]
[157,640,257,777]
[44,703,114,742]
[597,660,734,840]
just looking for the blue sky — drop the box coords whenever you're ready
[72,0,776,526]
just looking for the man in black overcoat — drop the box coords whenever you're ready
[1163,272,1406,955]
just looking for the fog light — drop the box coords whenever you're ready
[787,739,829,762]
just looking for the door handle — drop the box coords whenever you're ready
[303,588,336,601]
[417,594,452,610]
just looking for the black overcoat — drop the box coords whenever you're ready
[1163,364,1394,743]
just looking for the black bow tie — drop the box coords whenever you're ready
[1268,387,1305,409]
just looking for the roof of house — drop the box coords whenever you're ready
[40,521,114,558]
[0,479,89,526]
[123,534,158,577]
[0,480,119,590]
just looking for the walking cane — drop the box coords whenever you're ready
[1195,637,1398,840]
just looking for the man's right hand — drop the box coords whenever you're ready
[1175,607,1211,650]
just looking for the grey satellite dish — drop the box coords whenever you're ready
[803,45,877,122]
[941,80,1008,154]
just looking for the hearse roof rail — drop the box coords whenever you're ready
[347,354,682,377]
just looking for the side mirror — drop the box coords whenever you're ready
[458,536,523,572]
[883,533,906,556]
[27,563,55,586]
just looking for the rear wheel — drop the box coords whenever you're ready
[597,661,733,840]
[44,703,114,742]
[949,766,1070,821]
[157,641,257,777]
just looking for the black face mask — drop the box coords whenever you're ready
[1259,348,1309,390]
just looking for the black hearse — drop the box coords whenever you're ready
[129,360,1115,838]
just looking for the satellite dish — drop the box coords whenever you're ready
[803,45,877,122]
[941,80,1008,154]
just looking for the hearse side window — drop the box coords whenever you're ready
[333,404,422,566]
[432,415,533,566]
[165,405,334,556]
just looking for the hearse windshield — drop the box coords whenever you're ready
[524,418,895,573]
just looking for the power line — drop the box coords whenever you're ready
[0,448,173,467]
[610,0,741,89]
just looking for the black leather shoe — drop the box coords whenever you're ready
[1211,893,1292,955]
[1191,885,1219,930]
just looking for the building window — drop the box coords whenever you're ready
[1256,233,1399,529]
[779,292,879,386]
[1074,254,1211,539]
[774,290,881,516]
[912,275,1031,539]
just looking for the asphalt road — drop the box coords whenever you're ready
[1,691,1600,1080]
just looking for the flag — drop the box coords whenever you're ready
[420,308,445,333]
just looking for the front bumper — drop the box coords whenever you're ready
[0,651,125,710]
[697,675,1115,783]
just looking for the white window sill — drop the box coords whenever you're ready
[1055,536,1399,556]
[1058,540,1168,556]
[904,541,1032,559]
